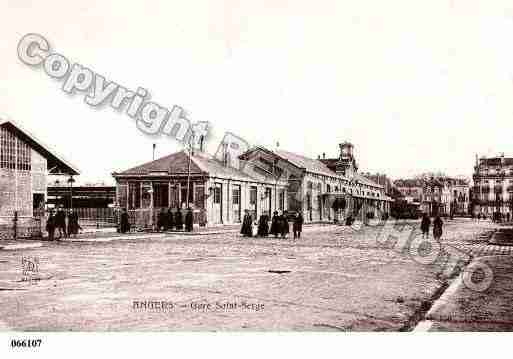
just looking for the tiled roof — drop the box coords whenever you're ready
[353,173,383,188]
[275,150,338,178]
[190,152,262,182]
[115,151,204,175]
[114,150,265,182]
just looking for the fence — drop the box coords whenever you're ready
[0,213,42,240]
[71,208,117,228]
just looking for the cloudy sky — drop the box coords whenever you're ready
[2,0,513,184]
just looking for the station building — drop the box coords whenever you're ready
[112,141,391,228]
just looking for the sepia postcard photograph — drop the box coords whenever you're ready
[1,1,512,357]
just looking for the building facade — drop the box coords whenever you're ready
[472,154,513,216]
[113,141,392,228]
[393,176,470,216]
[0,119,79,239]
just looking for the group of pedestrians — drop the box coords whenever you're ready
[241,210,304,239]
[119,207,203,234]
[420,213,444,240]
[46,207,81,241]
[156,207,195,232]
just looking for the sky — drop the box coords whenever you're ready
[2,0,513,185]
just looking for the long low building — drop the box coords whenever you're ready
[112,141,392,228]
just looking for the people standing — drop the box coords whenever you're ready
[420,213,431,239]
[120,208,130,233]
[56,207,67,239]
[46,211,56,241]
[199,208,207,227]
[280,212,289,239]
[241,210,253,237]
[157,208,166,232]
[185,208,194,232]
[257,214,269,237]
[67,209,80,237]
[293,212,304,239]
[175,208,184,231]
[270,211,280,238]
[433,215,443,241]
[167,207,174,230]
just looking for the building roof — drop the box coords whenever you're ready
[479,157,513,167]
[275,149,338,178]
[115,151,205,176]
[353,172,383,188]
[0,118,80,175]
[241,147,383,188]
[113,150,267,183]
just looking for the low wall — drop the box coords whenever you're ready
[0,216,42,240]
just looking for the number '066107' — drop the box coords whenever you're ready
[10,339,42,348]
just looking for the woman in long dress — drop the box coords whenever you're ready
[433,215,443,240]
[270,211,280,238]
[240,210,253,237]
[257,214,269,237]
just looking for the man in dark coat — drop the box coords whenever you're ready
[46,211,56,241]
[185,208,194,232]
[157,208,166,232]
[293,212,304,239]
[120,208,130,233]
[280,212,289,239]
[270,211,280,238]
[433,215,443,240]
[56,207,67,239]
[241,210,253,237]
[167,208,174,230]
[175,208,184,230]
[420,213,431,239]
[67,209,75,237]
[257,214,269,237]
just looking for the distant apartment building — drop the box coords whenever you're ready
[392,176,470,216]
[472,154,513,216]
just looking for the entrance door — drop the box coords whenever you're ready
[212,183,223,224]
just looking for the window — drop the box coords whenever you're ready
[0,127,31,171]
[214,186,221,204]
[194,184,205,208]
[250,186,257,205]
[128,182,141,209]
[153,182,169,208]
[326,184,331,193]
[232,187,240,205]
[279,190,285,211]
